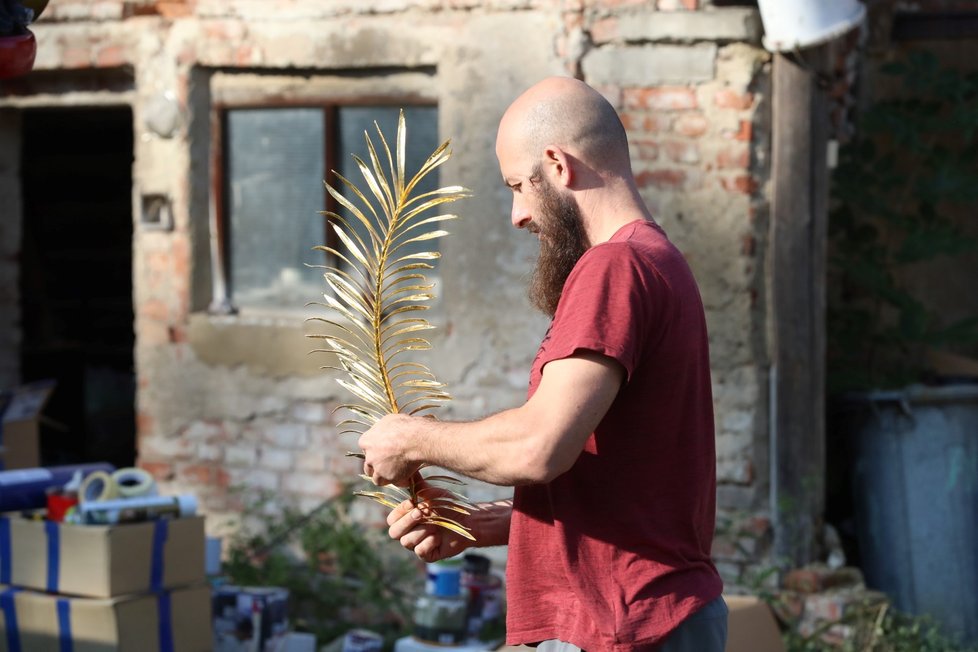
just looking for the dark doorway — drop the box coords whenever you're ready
[19,106,135,469]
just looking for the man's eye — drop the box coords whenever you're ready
[511,184,522,193]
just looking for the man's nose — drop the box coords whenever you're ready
[511,202,532,229]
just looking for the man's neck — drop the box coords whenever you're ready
[580,183,652,246]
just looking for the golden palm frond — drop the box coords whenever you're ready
[307,110,475,540]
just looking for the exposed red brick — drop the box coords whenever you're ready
[168,325,188,343]
[636,169,686,190]
[631,140,659,162]
[724,120,752,142]
[673,113,709,138]
[180,463,215,485]
[96,45,125,68]
[139,460,175,481]
[62,47,91,69]
[657,0,698,9]
[663,140,700,164]
[156,1,192,18]
[721,174,758,194]
[714,88,755,110]
[137,411,155,437]
[717,145,750,169]
[139,298,168,321]
[590,17,618,44]
[623,87,697,111]
[215,467,231,489]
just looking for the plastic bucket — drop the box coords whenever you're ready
[757,0,865,52]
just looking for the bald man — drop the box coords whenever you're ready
[359,77,726,651]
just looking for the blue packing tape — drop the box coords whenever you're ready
[56,598,71,652]
[0,587,21,652]
[44,521,60,593]
[157,591,173,652]
[0,517,10,584]
[150,519,169,591]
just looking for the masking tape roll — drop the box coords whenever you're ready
[79,471,119,504]
[111,467,157,498]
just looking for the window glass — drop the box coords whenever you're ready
[227,108,325,310]
[337,106,440,265]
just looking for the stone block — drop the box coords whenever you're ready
[610,8,761,44]
[583,44,717,85]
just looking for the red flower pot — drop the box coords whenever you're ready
[0,30,37,80]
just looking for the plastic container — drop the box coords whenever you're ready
[425,558,462,597]
[756,0,865,52]
[844,384,978,645]
[412,594,467,646]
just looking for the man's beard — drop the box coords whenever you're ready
[528,178,590,317]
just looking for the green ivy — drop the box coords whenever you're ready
[828,51,978,393]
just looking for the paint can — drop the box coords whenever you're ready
[425,558,462,597]
[412,594,467,645]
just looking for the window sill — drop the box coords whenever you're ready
[188,310,341,377]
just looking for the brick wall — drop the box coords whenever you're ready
[4,0,778,572]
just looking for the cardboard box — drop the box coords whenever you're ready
[0,583,212,652]
[1,515,205,598]
[0,381,54,471]
[725,594,785,652]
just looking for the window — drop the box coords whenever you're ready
[212,101,439,313]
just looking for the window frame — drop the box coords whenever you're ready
[207,89,437,315]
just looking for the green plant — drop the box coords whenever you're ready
[223,489,421,649]
[782,600,978,652]
[828,51,978,393]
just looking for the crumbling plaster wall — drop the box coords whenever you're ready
[10,0,775,580]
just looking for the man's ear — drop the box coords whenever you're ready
[543,144,573,188]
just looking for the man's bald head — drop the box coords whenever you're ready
[497,77,631,176]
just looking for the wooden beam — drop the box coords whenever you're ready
[770,46,829,567]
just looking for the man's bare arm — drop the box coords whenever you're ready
[359,351,624,486]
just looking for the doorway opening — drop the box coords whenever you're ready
[19,106,135,469]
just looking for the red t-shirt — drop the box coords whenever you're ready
[504,220,722,651]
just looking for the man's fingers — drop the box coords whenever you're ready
[387,499,414,527]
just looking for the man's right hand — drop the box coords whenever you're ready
[387,494,474,563]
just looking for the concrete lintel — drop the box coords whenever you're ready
[611,8,762,45]
[582,43,717,85]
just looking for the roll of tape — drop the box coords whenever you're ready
[79,471,118,504]
[111,468,157,498]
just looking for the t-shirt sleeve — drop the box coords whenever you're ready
[539,242,658,381]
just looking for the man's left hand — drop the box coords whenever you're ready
[358,413,422,486]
